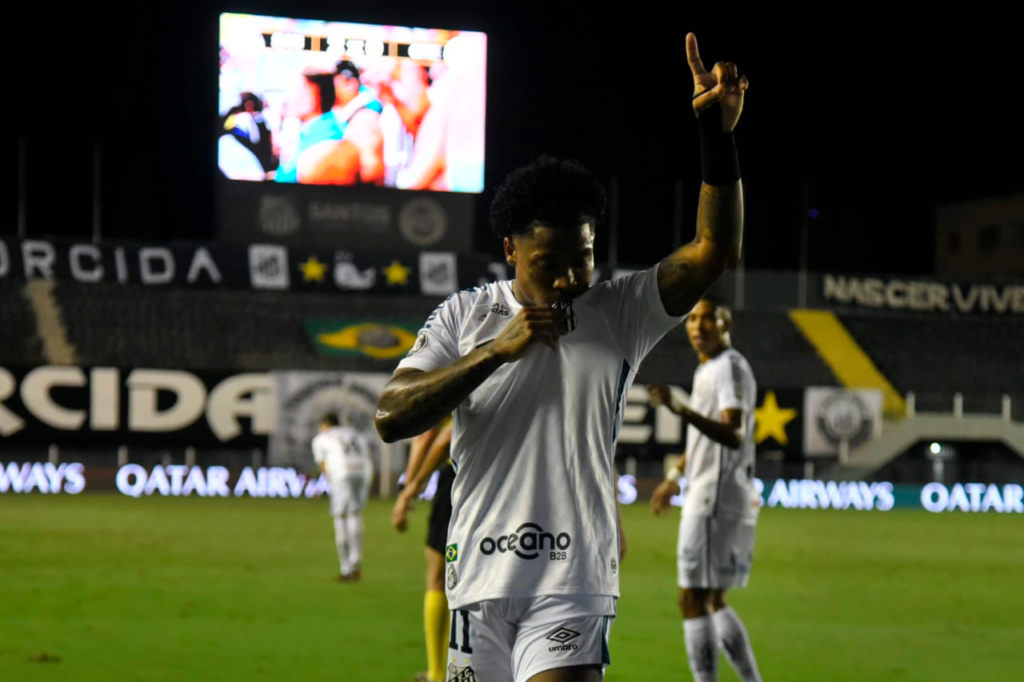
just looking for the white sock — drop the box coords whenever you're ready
[712,607,762,682]
[333,517,351,575]
[345,514,364,570]
[683,616,718,682]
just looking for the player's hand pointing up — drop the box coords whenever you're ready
[687,33,748,132]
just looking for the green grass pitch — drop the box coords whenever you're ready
[2,495,1022,681]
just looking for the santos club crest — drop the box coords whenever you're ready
[552,301,577,334]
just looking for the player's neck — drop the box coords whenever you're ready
[697,344,728,364]
[510,280,535,306]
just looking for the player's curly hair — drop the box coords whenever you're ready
[489,156,606,239]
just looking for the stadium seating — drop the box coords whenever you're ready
[839,311,1024,419]
[637,311,840,389]
[30,281,1022,422]
[0,282,45,366]
[54,281,437,371]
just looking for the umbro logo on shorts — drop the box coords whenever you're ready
[546,627,581,652]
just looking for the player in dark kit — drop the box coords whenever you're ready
[394,419,455,682]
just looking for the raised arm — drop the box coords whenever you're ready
[658,33,749,317]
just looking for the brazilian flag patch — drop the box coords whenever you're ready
[445,544,458,563]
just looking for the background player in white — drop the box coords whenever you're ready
[376,33,748,682]
[649,298,763,682]
[312,413,374,582]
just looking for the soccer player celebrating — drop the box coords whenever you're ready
[312,413,374,582]
[648,298,763,682]
[376,33,748,682]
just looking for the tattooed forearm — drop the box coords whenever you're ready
[657,180,743,316]
[374,346,504,442]
[696,180,743,254]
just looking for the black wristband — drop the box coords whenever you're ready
[696,103,740,186]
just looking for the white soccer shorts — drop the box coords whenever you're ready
[329,474,370,516]
[677,513,757,589]
[446,595,615,682]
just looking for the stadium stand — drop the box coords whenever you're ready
[20,280,1020,423]
[54,281,438,372]
[51,281,842,390]
[637,311,839,389]
[0,282,45,365]
[839,311,1024,420]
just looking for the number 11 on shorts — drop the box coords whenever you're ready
[449,610,473,653]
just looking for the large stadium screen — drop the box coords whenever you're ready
[218,13,486,193]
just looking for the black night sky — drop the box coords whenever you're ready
[9,4,1022,275]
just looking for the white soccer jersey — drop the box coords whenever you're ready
[396,265,681,609]
[683,348,759,520]
[312,427,373,484]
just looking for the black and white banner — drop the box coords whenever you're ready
[0,239,248,288]
[0,365,273,446]
[2,367,809,460]
[267,370,390,467]
[218,180,476,254]
[616,384,806,458]
[0,237,633,298]
[803,387,883,456]
[0,237,505,296]
[816,273,1024,315]
[6,238,1023,316]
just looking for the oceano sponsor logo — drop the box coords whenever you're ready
[479,522,571,559]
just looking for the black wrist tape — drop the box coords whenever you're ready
[697,102,740,186]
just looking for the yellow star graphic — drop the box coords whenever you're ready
[754,390,798,445]
[299,257,327,282]
[383,260,411,286]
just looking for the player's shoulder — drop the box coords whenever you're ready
[588,266,654,293]
[727,347,753,371]
[579,265,659,308]
[425,281,505,324]
[719,348,755,381]
[722,347,748,364]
